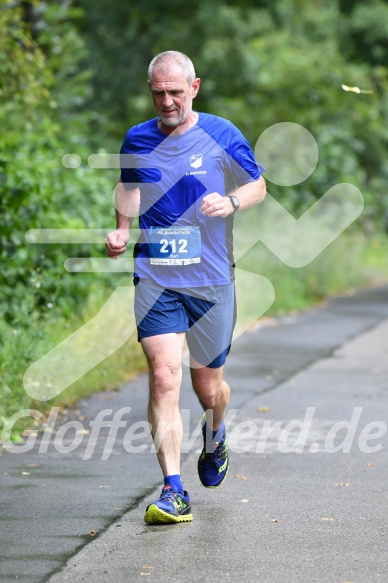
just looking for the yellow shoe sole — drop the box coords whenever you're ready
[144,505,193,525]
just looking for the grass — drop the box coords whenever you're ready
[1,226,388,439]
[0,282,146,440]
[235,219,388,328]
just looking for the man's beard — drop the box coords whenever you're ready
[159,108,190,127]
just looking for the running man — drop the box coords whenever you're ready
[105,50,266,524]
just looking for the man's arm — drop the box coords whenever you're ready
[105,181,140,259]
[200,175,266,218]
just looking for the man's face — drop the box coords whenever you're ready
[148,64,200,128]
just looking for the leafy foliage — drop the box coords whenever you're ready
[0,1,118,422]
[78,0,388,221]
[0,1,114,327]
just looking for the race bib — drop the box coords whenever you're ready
[149,226,201,265]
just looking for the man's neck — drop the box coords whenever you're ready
[158,111,199,136]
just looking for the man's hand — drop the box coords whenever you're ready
[200,192,233,218]
[105,229,130,259]
[201,178,266,218]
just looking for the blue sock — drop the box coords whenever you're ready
[164,474,184,494]
[212,421,225,441]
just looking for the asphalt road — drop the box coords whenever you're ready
[1,284,388,583]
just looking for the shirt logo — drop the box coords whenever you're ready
[190,154,203,169]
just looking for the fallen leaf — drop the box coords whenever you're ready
[320,517,335,521]
[89,530,96,536]
[257,406,270,413]
[272,518,279,523]
[240,499,249,503]
[143,566,154,569]
[334,483,351,487]
[234,474,247,480]
[21,472,30,476]
[368,463,376,468]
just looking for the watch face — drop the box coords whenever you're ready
[230,195,240,210]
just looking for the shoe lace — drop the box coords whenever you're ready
[160,485,180,502]
[203,438,227,468]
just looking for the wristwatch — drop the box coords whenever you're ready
[226,194,240,214]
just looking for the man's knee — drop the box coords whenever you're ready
[150,362,182,401]
[197,389,220,409]
[192,376,227,408]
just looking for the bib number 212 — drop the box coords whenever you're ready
[149,226,201,266]
[160,239,188,254]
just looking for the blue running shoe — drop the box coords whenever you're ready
[198,418,229,488]
[144,485,193,524]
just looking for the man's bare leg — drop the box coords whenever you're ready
[190,361,230,430]
[142,332,193,524]
[191,360,230,488]
[141,332,185,477]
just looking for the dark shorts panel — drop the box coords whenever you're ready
[134,279,236,368]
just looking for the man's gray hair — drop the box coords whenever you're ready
[148,51,196,84]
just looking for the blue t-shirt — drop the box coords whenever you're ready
[120,112,262,287]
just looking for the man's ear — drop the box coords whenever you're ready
[192,78,201,98]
